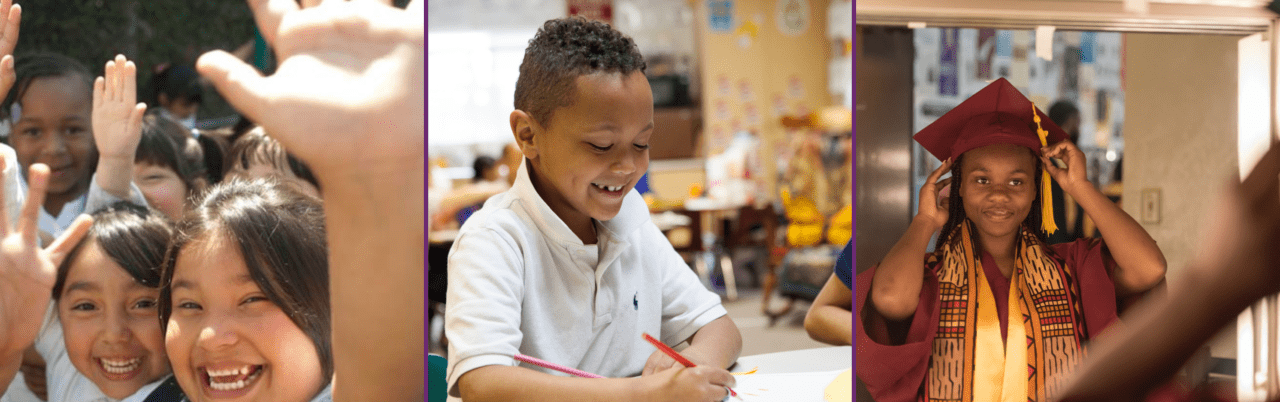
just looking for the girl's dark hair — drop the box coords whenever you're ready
[932,149,1049,256]
[52,202,172,299]
[194,129,230,185]
[229,115,256,145]
[158,179,333,385]
[514,16,647,126]
[137,115,203,192]
[227,127,319,193]
[145,64,203,107]
[2,53,93,121]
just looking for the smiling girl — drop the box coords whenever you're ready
[856,78,1167,402]
[158,179,331,402]
[44,203,182,402]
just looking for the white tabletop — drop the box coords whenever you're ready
[730,346,852,375]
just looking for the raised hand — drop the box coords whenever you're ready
[196,2,425,401]
[0,161,91,355]
[0,0,19,99]
[1039,140,1090,194]
[91,54,146,201]
[197,0,424,181]
[917,157,953,231]
[92,54,146,161]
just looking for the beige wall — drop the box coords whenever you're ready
[695,0,836,201]
[1124,32,1241,357]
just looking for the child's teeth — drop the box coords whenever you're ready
[101,358,141,373]
[207,366,261,391]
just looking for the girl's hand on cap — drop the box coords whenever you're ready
[917,157,953,231]
[1040,141,1089,193]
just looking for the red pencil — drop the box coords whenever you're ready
[642,333,696,366]
[641,333,737,397]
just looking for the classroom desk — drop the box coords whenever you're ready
[730,346,852,374]
[683,198,750,301]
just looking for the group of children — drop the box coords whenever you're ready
[0,0,424,401]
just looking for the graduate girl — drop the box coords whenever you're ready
[856,78,1167,402]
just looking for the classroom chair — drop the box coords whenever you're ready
[429,354,447,402]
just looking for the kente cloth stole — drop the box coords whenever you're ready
[925,221,1086,402]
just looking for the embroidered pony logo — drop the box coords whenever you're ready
[633,292,639,310]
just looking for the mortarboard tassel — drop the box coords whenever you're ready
[1032,105,1059,235]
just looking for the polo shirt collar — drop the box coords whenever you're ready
[512,159,649,248]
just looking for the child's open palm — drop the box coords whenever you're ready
[0,161,91,353]
[91,55,146,162]
[196,0,424,179]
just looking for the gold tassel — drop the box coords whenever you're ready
[1042,170,1058,234]
[1032,105,1058,235]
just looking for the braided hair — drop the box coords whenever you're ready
[932,148,1050,257]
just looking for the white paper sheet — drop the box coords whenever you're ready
[728,369,848,402]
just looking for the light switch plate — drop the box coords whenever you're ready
[1141,188,1161,224]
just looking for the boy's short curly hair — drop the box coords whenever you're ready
[514,17,646,126]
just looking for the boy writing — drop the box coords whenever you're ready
[445,17,742,402]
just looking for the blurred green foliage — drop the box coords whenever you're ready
[15,0,414,124]
[16,0,256,121]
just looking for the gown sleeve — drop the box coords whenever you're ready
[855,257,940,402]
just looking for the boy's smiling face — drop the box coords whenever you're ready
[515,71,653,234]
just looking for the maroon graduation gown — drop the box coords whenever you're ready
[855,238,1124,402]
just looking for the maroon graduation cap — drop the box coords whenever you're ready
[914,78,1068,161]
[913,78,1068,234]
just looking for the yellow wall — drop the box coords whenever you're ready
[649,160,707,200]
[695,0,836,200]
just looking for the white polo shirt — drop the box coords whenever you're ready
[444,161,726,398]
